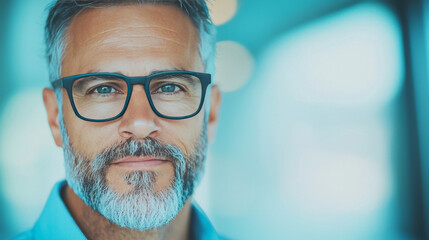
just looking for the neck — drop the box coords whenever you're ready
[61,184,192,240]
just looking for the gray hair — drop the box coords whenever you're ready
[45,0,216,84]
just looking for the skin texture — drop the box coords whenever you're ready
[43,4,221,240]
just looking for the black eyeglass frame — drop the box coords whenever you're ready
[51,70,212,122]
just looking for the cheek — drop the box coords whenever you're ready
[160,114,204,155]
[62,99,120,158]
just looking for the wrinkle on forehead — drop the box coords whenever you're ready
[62,4,202,75]
[94,27,187,50]
[67,4,196,46]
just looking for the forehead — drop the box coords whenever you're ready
[62,4,201,76]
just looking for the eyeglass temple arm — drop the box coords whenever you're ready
[51,79,64,89]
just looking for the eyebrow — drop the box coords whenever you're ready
[85,67,186,76]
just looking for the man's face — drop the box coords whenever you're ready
[43,4,220,230]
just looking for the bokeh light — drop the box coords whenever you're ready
[214,41,254,92]
[206,0,238,26]
[259,2,404,108]
[279,122,392,217]
[245,2,402,239]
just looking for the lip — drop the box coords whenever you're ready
[111,156,169,169]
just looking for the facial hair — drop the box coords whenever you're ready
[60,119,207,231]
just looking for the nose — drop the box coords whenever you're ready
[118,85,160,139]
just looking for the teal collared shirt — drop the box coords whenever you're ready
[14,181,223,240]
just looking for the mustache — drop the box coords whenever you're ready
[91,137,186,173]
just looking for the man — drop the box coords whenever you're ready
[15,0,222,239]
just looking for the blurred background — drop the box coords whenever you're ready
[1,0,429,239]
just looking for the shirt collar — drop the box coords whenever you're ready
[33,180,220,240]
[190,201,220,240]
[33,181,86,240]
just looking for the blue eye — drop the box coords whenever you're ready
[160,84,179,93]
[158,84,180,93]
[95,86,115,94]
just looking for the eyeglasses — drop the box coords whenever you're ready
[51,70,212,122]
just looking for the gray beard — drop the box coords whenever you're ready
[60,119,207,231]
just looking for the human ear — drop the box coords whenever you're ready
[207,85,221,142]
[43,88,63,147]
